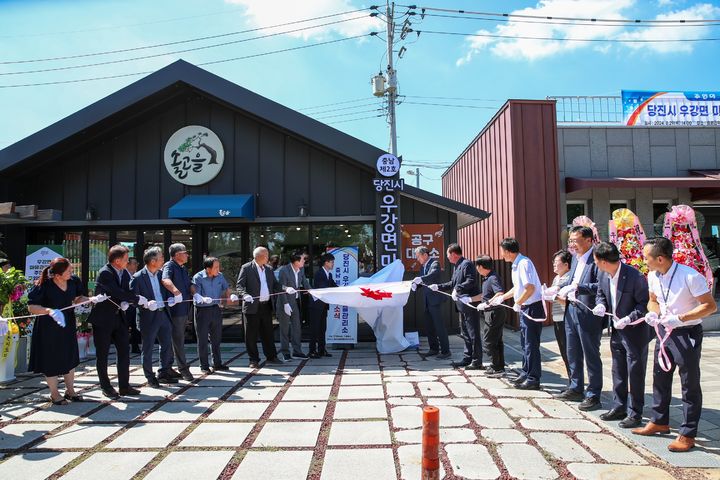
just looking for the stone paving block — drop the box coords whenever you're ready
[334,400,387,419]
[381,367,408,376]
[298,366,339,375]
[320,448,396,480]
[0,422,59,449]
[576,433,647,465]
[567,463,675,480]
[244,377,288,388]
[467,377,508,390]
[21,401,99,422]
[391,406,423,429]
[35,423,124,449]
[443,376,468,383]
[386,382,415,397]
[208,402,270,420]
[174,386,234,401]
[438,406,470,427]
[417,382,450,397]
[195,376,241,387]
[229,386,282,401]
[467,406,515,428]
[497,398,545,418]
[482,428,527,443]
[180,422,254,447]
[533,398,583,419]
[340,373,382,385]
[0,403,38,420]
[337,385,384,400]
[292,374,336,386]
[384,375,437,383]
[282,386,332,401]
[328,420,391,445]
[253,421,321,447]
[387,397,423,406]
[106,422,191,448]
[80,402,156,423]
[232,450,313,480]
[395,428,476,444]
[445,444,501,479]
[431,398,493,407]
[530,432,595,463]
[270,401,327,420]
[398,444,446,479]
[0,451,81,480]
[408,369,458,377]
[448,382,484,397]
[342,366,381,374]
[343,357,379,366]
[143,401,213,421]
[498,443,557,480]
[487,388,552,398]
[63,451,156,480]
[144,450,235,480]
[520,418,602,432]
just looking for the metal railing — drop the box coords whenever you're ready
[548,96,623,124]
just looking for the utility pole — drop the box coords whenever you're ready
[385,0,398,156]
[414,167,419,187]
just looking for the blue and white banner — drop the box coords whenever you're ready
[325,246,359,344]
[622,90,720,127]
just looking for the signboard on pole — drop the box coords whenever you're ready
[325,246,359,344]
[25,245,64,283]
[374,153,404,269]
[401,224,445,271]
[622,90,720,127]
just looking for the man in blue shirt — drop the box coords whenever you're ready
[192,256,234,373]
[161,243,194,381]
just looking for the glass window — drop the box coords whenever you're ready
[566,202,586,226]
[170,229,194,274]
[610,201,628,214]
[63,231,83,280]
[208,231,244,292]
[653,201,671,234]
[88,231,110,290]
[142,230,164,254]
[249,225,310,271]
[311,224,374,277]
[30,230,57,245]
[116,230,138,259]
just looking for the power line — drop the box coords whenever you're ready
[328,114,385,124]
[298,97,371,111]
[401,101,500,109]
[0,33,376,89]
[0,16,370,75]
[303,101,383,116]
[413,28,720,43]
[313,108,384,121]
[1,8,372,64]
[402,94,503,102]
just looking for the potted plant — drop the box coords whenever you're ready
[0,267,30,383]
[12,297,33,374]
[75,304,92,361]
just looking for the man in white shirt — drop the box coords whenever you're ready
[633,237,717,452]
[489,238,544,390]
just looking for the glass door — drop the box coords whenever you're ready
[207,230,245,339]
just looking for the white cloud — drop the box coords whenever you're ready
[224,0,382,40]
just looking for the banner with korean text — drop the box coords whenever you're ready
[622,90,720,127]
[325,246,359,344]
[401,224,445,272]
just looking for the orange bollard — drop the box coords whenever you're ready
[422,406,440,480]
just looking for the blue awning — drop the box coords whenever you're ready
[168,194,255,220]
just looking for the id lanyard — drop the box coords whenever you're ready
[659,264,678,315]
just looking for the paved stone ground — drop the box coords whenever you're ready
[0,328,718,480]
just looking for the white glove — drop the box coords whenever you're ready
[644,311,660,327]
[613,316,631,330]
[459,296,472,305]
[451,290,459,301]
[476,302,488,311]
[90,293,108,304]
[512,303,522,313]
[147,300,158,311]
[202,296,213,304]
[558,284,577,299]
[284,303,293,316]
[285,286,297,295]
[661,313,684,329]
[137,295,148,307]
[410,282,418,292]
[230,294,239,302]
[592,304,607,317]
[428,284,439,292]
[541,284,559,302]
[193,293,204,305]
[243,294,254,304]
[49,309,66,327]
[412,277,423,286]
[489,295,503,307]
[174,293,183,304]
[120,302,129,311]
[167,296,177,307]
[567,290,577,303]
[543,285,559,297]
[0,317,8,336]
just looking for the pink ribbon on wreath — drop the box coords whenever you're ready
[572,216,601,244]
[663,204,713,287]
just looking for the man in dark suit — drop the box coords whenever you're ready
[126,257,141,354]
[130,246,177,387]
[429,243,481,369]
[277,252,311,361]
[593,242,650,428]
[556,226,604,411]
[412,246,449,359]
[237,246,291,368]
[89,245,143,399]
[308,252,338,359]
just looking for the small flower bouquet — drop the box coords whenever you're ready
[662,204,713,287]
[608,208,649,276]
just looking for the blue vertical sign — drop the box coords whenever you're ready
[325,246,359,344]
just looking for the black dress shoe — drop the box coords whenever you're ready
[119,386,141,396]
[292,352,309,359]
[200,367,213,374]
[321,351,332,358]
[308,352,321,359]
[101,388,120,400]
[485,368,506,377]
[181,371,195,381]
[248,362,259,369]
[515,380,540,390]
[464,363,485,370]
[599,408,627,421]
[451,359,472,368]
[213,365,230,371]
[511,375,528,385]
[157,375,179,384]
[147,377,160,388]
[168,368,182,379]
[619,416,642,429]
[555,389,584,402]
[578,396,602,411]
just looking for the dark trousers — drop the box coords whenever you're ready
[169,314,190,373]
[520,301,544,384]
[610,324,650,419]
[195,306,223,368]
[482,307,505,371]
[309,306,328,354]
[424,304,450,354]
[245,302,277,362]
[553,320,570,379]
[460,309,482,364]
[138,309,173,379]
[92,315,130,391]
[651,324,703,438]
[565,303,603,398]
[127,306,141,351]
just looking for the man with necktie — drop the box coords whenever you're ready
[412,246,449,359]
[277,252,311,361]
[308,253,338,359]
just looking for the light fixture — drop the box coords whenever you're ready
[296,227,301,231]
[85,206,97,221]
[298,202,308,217]
[344,229,349,233]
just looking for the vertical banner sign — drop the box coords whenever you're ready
[325,246,359,344]
[622,90,720,127]
[25,245,65,283]
[374,153,404,268]
[400,224,445,271]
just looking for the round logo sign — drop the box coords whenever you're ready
[376,153,400,178]
[164,126,224,186]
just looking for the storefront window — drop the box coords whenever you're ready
[249,225,310,270]
[116,230,138,259]
[171,229,193,274]
[142,230,164,256]
[208,231,243,291]
[312,224,374,276]
[88,231,110,289]
[63,232,83,280]
[31,230,58,245]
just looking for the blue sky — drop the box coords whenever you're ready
[1,0,720,194]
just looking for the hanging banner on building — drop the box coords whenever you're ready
[622,90,720,127]
[325,246,359,344]
[25,245,64,283]
[375,153,403,268]
[400,224,445,271]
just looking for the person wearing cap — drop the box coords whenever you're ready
[161,243,194,381]
[632,237,717,452]
[192,256,234,373]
